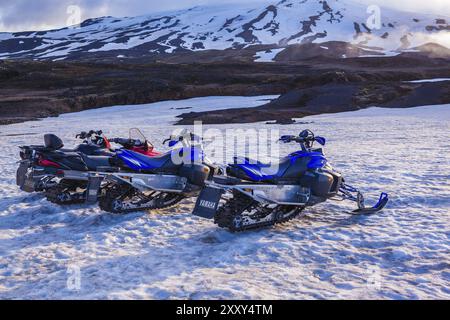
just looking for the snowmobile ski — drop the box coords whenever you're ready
[352,192,389,214]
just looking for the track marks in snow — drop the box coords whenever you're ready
[0,98,449,299]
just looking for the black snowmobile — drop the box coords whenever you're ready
[16,130,112,194]
[16,129,159,205]
[192,130,389,232]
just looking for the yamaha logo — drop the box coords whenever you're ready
[199,200,216,209]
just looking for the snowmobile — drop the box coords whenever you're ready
[16,129,160,205]
[192,129,389,232]
[17,130,112,193]
[98,130,220,214]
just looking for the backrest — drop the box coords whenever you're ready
[44,134,64,150]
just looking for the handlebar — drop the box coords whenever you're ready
[110,138,137,146]
[280,129,315,142]
[110,137,148,148]
[280,135,308,144]
[76,130,103,140]
[279,130,326,147]
[162,137,175,145]
[75,130,152,149]
[163,132,202,146]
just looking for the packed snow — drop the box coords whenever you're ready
[254,48,285,62]
[0,96,449,299]
[405,78,450,83]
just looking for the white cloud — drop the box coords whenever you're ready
[357,0,450,16]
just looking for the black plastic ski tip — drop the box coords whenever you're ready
[352,192,389,214]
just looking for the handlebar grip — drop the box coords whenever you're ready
[280,135,295,142]
[76,132,87,139]
[110,138,123,143]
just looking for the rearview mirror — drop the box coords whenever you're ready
[315,136,326,146]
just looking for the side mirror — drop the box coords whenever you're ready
[315,136,326,146]
[299,130,309,138]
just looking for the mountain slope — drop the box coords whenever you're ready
[0,0,449,61]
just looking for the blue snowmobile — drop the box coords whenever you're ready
[98,130,220,213]
[192,129,389,232]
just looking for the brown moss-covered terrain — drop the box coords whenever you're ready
[0,45,449,126]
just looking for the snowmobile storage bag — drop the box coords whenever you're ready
[179,164,211,186]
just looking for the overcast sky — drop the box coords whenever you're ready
[0,0,449,32]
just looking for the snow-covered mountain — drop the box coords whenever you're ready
[0,0,449,60]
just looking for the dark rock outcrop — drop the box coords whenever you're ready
[1,50,449,126]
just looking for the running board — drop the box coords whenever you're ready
[208,182,310,205]
[109,173,188,193]
[62,170,90,181]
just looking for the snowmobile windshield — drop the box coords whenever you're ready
[129,128,154,149]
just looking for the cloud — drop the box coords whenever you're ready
[357,0,450,16]
[0,0,111,31]
[0,0,448,32]
[0,0,251,31]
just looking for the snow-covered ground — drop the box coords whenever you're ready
[406,78,450,83]
[0,96,449,300]
[254,49,285,62]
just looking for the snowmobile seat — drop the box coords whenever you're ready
[227,157,292,182]
[61,144,113,156]
[233,156,264,166]
[120,150,179,171]
[50,150,83,160]
[81,154,112,171]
